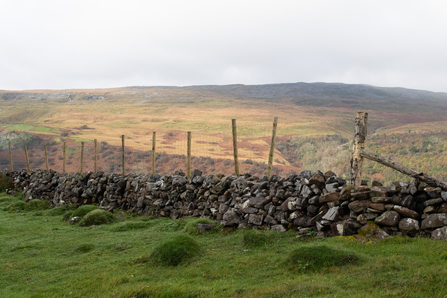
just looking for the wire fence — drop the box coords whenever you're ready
[1,120,300,176]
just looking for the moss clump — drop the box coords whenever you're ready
[287,245,359,271]
[79,209,115,227]
[242,229,269,248]
[149,234,201,266]
[357,221,380,238]
[24,199,50,211]
[46,206,68,216]
[72,205,98,218]
[182,218,219,235]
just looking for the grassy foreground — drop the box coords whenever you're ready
[1,193,447,298]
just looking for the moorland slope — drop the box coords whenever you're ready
[1,82,447,182]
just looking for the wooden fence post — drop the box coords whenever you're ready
[122,135,125,176]
[151,132,156,175]
[350,112,368,188]
[94,139,97,172]
[8,142,13,171]
[63,142,66,173]
[24,145,31,173]
[232,119,240,177]
[267,117,278,179]
[187,131,191,179]
[45,146,49,171]
[80,142,84,173]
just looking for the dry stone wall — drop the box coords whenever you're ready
[5,169,447,240]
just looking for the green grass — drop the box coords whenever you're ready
[79,209,116,227]
[45,206,68,216]
[71,137,92,143]
[149,234,202,266]
[0,193,447,297]
[242,229,270,248]
[71,205,98,217]
[3,124,60,133]
[286,245,360,272]
[24,199,50,211]
[182,218,219,235]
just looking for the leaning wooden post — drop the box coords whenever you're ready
[267,117,278,179]
[350,112,368,188]
[360,150,447,190]
[232,119,240,177]
[24,145,31,173]
[8,142,13,171]
[121,135,125,176]
[94,139,97,172]
[187,131,191,179]
[80,142,84,173]
[63,142,66,173]
[44,146,49,171]
[151,132,156,175]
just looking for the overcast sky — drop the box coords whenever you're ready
[1,0,447,92]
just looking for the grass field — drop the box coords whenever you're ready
[1,193,447,298]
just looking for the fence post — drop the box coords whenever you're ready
[80,142,84,173]
[267,117,278,179]
[8,142,13,171]
[187,131,191,179]
[63,142,66,173]
[151,132,156,175]
[122,135,125,176]
[94,139,97,172]
[24,145,31,173]
[350,112,368,188]
[45,146,49,171]
[232,119,240,177]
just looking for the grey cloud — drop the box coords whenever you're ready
[1,0,447,91]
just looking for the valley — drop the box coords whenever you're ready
[2,82,447,183]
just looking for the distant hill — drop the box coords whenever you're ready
[2,82,447,102]
[180,82,447,101]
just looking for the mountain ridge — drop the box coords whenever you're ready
[2,82,447,102]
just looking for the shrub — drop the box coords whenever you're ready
[46,206,68,216]
[72,205,98,217]
[0,173,13,192]
[183,218,219,235]
[242,229,269,248]
[149,234,201,266]
[79,209,115,227]
[286,245,359,271]
[24,199,50,211]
